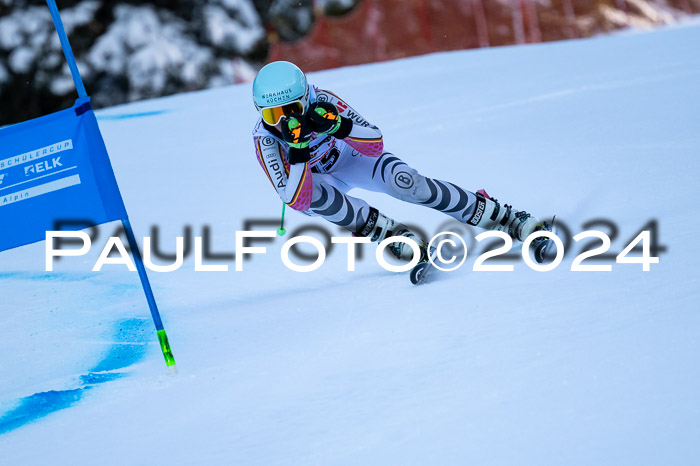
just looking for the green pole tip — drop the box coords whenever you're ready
[277,227,286,236]
[157,329,176,369]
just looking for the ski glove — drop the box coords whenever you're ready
[281,113,312,164]
[308,102,353,139]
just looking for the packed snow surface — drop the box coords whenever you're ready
[1,23,699,465]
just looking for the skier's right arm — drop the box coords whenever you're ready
[253,135,313,212]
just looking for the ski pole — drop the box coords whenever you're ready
[122,219,177,374]
[277,202,287,236]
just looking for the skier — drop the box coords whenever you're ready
[252,61,550,264]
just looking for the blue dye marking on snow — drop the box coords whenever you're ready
[79,372,123,384]
[0,271,96,282]
[0,317,151,435]
[106,283,141,298]
[97,110,167,120]
[91,318,150,373]
[0,388,88,434]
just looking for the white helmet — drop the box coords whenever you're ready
[252,61,310,125]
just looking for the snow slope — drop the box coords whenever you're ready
[1,23,700,465]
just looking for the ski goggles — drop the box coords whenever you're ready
[260,99,306,126]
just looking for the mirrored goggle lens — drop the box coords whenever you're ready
[261,101,305,125]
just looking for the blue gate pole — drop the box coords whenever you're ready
[46,0,88,99]
[123,219,177,373]
[46,0,176,372]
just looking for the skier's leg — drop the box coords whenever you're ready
[334,150,544,242]
[332,150,475,220]
[305,174,368,232]
[308,173,425,261]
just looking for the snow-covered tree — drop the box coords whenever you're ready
[0,0,266,125]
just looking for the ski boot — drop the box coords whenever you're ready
[468,189,554,263]
[355,207,429,262]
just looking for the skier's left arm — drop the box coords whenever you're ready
[313,88,384,157]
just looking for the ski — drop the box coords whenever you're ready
[411,216,556,285]
[410,246,438,285]
[532,216,556,263]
